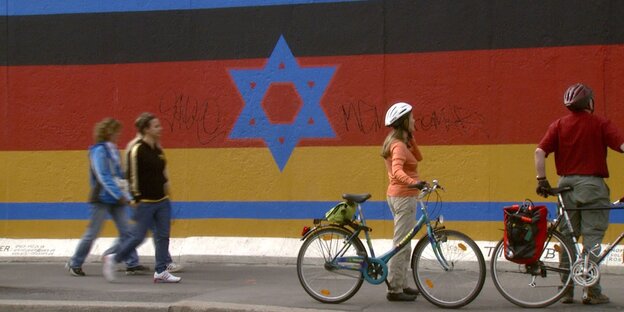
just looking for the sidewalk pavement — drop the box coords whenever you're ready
[0,257,336,312]
[1,257,623,312]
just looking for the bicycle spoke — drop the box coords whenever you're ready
[413,230,485,308]
[490,231,575,308]
[297,227,365,303]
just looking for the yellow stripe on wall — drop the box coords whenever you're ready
[0,150,88,202]
[2,145,624,202]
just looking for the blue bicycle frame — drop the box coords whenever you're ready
[331,182,451,284]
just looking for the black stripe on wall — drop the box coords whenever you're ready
[2,0,623,65]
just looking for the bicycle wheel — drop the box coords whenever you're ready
[490,230,575,308]
[412,229,486,308]
[296,226,366,303]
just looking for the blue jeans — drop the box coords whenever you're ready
[115,200,171,273]
[129,206,173,264]
[70,202,139,268]
[104,224,173,265]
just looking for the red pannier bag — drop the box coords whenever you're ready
[503,203,548,264]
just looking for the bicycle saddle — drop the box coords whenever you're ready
[342,193,371,203]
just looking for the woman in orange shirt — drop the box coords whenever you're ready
[381,102,426,302]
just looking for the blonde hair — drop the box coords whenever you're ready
[93,118,122,143]
[380,115,412,158]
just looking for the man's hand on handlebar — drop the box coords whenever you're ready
[536,178,552,198]
[409,181,430,190]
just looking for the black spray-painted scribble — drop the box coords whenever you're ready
[414,104,486,135]
[340,100,383,134]
[340,100,485,137]
[158,91,226,145]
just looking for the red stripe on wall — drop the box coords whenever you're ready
[2,44,623,150]
[1,70,7,146]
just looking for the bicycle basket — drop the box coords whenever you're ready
[324,201,356,224]
[503,202,548,264]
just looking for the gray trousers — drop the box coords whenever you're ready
[558,175,611,295]
[386,196,417,293]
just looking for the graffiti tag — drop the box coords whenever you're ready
[414,104,486,135]
[340,100,383,134]
[158,91,226,145]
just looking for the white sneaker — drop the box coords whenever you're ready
[153,271,181,283]
[166,262,184,273]
[103,254,116,282]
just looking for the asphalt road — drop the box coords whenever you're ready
[0,260,623,311]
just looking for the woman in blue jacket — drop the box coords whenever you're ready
[66,118,145,276]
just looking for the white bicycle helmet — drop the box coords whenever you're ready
[384,102,413,127]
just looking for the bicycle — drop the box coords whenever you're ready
[490,186,624,308]
[296,180,486,308]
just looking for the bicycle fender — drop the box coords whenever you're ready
[300,224,352,241]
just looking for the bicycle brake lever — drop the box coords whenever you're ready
[431,179,444,191]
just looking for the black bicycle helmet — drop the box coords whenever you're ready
[563,83,593,112]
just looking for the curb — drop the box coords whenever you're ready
[0,300,169,312]
[0,299,340,312]
[0,255,298,266]
[170,301,341,312]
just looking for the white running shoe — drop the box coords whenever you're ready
[153,270,181,283]
[166,262,184,273]
[103,254,116,282]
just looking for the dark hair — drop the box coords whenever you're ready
[134,112,156,135]
[567,97,592,112]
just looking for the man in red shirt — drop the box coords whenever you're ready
[535,83,624,305]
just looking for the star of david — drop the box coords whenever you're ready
[228,35,336,171]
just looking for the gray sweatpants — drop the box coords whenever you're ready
[558,175,611,295]
[386,196,417,293]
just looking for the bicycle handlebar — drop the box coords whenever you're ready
[547,186,572,196]
[428,179,443,192]
[409,179,443,196]
[553,186,624,208]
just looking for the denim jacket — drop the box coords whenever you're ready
[88,142,131,204]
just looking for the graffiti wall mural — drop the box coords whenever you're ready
[1,0,624,243]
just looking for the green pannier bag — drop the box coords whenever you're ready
[324,201,356,224]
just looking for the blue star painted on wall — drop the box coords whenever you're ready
[228,35,336,171]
